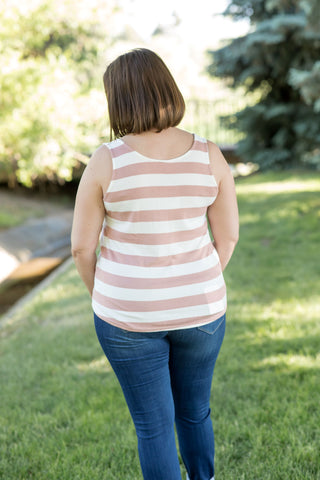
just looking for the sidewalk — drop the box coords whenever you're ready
[0,210,74,283]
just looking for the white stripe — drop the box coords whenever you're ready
[106,215,206,234]
[104,139,122,150]
[94,274,225,301]
[97,252,219,278]
[107,151,209,169]
[101,234,212,257]
[92,297,226,323]
[114,152,209,168]
[104,196,216,212]
[108,174,217,191]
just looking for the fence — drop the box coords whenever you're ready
[181,98,245,146]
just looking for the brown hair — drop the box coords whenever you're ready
[103,48,185,139]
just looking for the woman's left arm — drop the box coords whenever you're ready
[71,145,111,295]
[207,142,239,271]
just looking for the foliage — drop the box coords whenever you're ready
[0,0,118,187]
[1,172,319,479]
[207,0,320,170]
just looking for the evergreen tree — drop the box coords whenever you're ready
[207,0,320,169]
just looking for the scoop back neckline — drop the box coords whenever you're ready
[118,133,197,161]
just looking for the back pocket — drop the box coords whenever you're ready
[197,314,226,335]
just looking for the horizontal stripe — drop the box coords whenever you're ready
[100,241,213,267]
[105,185,217,203]
[106,215,205,235]
[108,173,217,192]
[101,231,212,257]
[107,135,207,160]
[193,139,208,152]
[97,248,219,278]
[95,262,221,288]
[92,296,226,323]
[92,309,226,332]
[106,207,207,222]
[104,196,216,212]
[93,284,226,312]
[107,141,131,157]
[103,221,207,245]
[107,151,210,170]
[113,161,213,179]
[94,273,224,301]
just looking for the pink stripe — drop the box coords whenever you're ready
[105,185,218,203]
[92,284,226,312]
[103,221,207,245]
[106,207,207,222]
[100,242,213,267]
[113,162,212,179]
[95,263,222,289]
[192,140,208,152]
[109,143,131,158]
[93,308,226,332]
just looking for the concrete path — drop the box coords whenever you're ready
[0,210,74,283]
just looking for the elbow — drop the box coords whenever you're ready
[229,224,239,246]
[214,231,239,249]
[71,247,81,259]
[71,245,96,260]
[230,232,239,250]
[232,230,239,246]
[226,235,239,250]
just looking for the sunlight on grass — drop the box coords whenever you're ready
[235,297,320,324]
[77,356,112,373]
[236,212,261,224]
[256,353,320,371]
[236,173,320,195]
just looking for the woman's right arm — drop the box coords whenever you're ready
[207,142,239,271]
[71,145,112,295]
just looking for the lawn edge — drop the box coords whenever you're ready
[0,256,74,329]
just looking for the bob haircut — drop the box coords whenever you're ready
[103,48,185,139]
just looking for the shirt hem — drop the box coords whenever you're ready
[92,307,227,333]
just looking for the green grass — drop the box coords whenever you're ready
[1,171,319,479]
[0,188,73,230]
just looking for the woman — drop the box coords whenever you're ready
[71,48,239,480]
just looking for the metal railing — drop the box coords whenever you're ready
[181,98,245,146]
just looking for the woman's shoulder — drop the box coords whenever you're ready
[84,144,113,192]
[207,140,233,185]
[90,143,113,164]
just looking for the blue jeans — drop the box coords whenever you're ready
[94,313,226,480]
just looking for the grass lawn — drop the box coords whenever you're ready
[0,188,73,230]
[0,171,319,480]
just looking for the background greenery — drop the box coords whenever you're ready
[3,0,320,188]
[207,0,320,170]
[1,171,319,479]
[0,0,117,187]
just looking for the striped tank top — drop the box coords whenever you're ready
[92,134,227,332]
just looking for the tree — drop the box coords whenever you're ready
[0,0,118,187]
[207,0,320,169]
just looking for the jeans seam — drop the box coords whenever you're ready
[197,315,225,335]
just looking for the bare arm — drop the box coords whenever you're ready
[207,142,239,271]
[71,145,112,295]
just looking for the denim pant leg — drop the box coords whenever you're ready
[94,314,182,480]
[168,314,226,480]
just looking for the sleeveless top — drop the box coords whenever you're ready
[92,134,227,332]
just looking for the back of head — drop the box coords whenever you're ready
[103,48,185,138]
